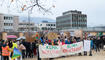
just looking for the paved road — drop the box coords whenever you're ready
[1,50,105,60]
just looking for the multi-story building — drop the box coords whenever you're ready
[0,13,19,32]
[18,21,37,32]
[38,21,56,31]
[56,10,87,30]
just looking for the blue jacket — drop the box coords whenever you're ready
[90,40,93,48]
[65,40,70,44]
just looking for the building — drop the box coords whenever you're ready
[38,21,56,31]
[56,10,87,30]
[18,21,37,32]
[0,13,19,32]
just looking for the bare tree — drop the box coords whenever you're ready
[0,0,55,14]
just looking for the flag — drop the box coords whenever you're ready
[12,48,22,59]
[97,32,103,36]
[35,32,39,40]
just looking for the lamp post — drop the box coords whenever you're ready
[27,10,31,42]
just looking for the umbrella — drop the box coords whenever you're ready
[16,36,26,40]
[7,35,17,38]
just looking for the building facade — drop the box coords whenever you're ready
[38,21,56,31]
[56,10,87,30]
[18,21,37,32]
[0,13,19,32]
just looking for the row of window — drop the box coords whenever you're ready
[19,23,33,25]
[18,28,35,31]
[42,27,55,30]
[40,24,56,26]
[46,24,56,26]
[4,16,13,20]
[72,24,87,27]
[4,29,13,32]
[4,23,13,26]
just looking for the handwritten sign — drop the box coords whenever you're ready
[39,45,61,58]
[39,42,83,58]
[84,40,91,51]
[61,42,83,56]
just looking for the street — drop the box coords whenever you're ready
[23,50,105,60]
[0,50,105,60]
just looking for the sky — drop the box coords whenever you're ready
[0,0,105,27]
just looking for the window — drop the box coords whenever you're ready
[48,24,50,26]
[51,24,53,26]
[40,24,42,26]
[46,24,48,26]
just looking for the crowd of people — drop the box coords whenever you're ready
[0,39,37,60]
[39,35,105,57]
[0,33,105,60]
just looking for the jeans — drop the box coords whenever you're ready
[22,50,26,58]
[3,56,9,60]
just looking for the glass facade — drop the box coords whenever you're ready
[56,10,87,30]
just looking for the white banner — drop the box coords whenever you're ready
[39,45,61,58]
[39,42,84,58]
[84,40,91,51]
[61,42,83,56]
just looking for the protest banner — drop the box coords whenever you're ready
[39,45,61,58]
[12,48,22,59]
[39,42,84,58]
[89,32,97,36]
[74,30,83,39]
[70,32,75,36]
[47,32,58,40]
[84,40,91,51]
[103,32,105,35]
[2,32,7,41]
[61,42,83,56]
[64,32,70,37]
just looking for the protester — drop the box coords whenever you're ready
[18,43,26,59]
[62,40,65,45]
[2,41,12,60]
[84,39,88,56]
[72,38,77,43]
[11,40,18,60]
[95,37,101,52]
[0,39,4,55]
[89,38,93,56]
[58,40,62,46]
[65,39,70,44]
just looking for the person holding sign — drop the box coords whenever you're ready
[84,38,93,56]
[84,38,91,56]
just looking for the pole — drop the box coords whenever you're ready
[28,10,31,42]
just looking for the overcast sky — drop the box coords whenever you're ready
[0,0,105,27]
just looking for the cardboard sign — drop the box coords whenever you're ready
[74,30,83,38]
[47,32,58,40]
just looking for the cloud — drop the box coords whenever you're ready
[0,0,105,26]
